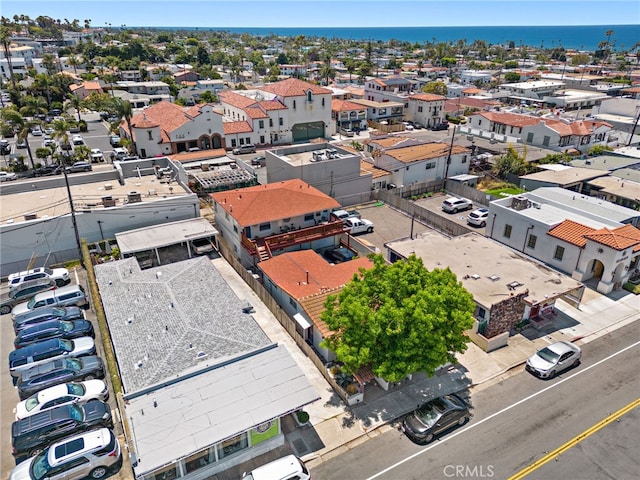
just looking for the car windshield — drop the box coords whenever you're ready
[31,450,52,480]
[67,383,85,396]
[69,403,84,421]
[52,307,65,316]
[27,298,37,309]
[25,395,40,412]
[44,268,53,275]
[66,358,81,370]
[60,321,73,332]
[415,399,446,428]
[537,347,560,363]
[60,339,74,352]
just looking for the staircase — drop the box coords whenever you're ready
[257,245,271,262]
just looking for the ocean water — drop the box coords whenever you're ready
[153,25,639,51]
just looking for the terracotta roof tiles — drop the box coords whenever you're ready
[259,78,331,97]
[222,121,253,134]
[584,224,640,251]
[477,111,540,128]
[331,99,366,112]
[210,179,340,227]
[409,93,446,102]
[547,219,594,247]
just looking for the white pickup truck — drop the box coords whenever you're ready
[344,217,374,234]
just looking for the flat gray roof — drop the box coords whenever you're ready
[127,344,319,477]
[519,166,609,185]
[115,217,218,254]
[94,256,271,393]
[387,232,582,308]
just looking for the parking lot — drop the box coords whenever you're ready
[0,269,127,479]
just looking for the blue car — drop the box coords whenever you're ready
[14,319,94,349]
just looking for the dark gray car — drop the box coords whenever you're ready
[17,356,105,400]
[13,306,85,335]
[402,394,470,444]
[1,280,57,315]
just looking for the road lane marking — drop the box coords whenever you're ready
[365,339,640,480]
[509,397,640,480]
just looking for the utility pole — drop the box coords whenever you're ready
[61,163,85,268]
[443,124,457,187]
[627,105,640,147]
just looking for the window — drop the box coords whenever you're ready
[293,100,296,109]
[527,234,537,249]
[307,91,313,102]
[259,120,264,128]
[260,135,265,144]
[503,224,512,238]
[304,214,314,221]
[152,463,178,480]
[216,433,248,459]
[245,137,251,144]
[543,136,550,146]
[259,222,270,231]
[526,132,534,143]
[476,306,486,319]
[231,139,237,147]
[425,162,435,170]
[239,138,245,145]
[418,106,423,112]
[462,155,467,163]
[279,118,283,126]
[233,225,238,233]
[554,245,565,260]
[289,297,298,310]
[322,97,325,106]
[147,131,153,140]
[269,118,273,127]
[184,447,215,474]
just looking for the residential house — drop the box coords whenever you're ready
[0,44,36,67]
[211,179,343,268]
[95,256,318,480]
[518,165,610,193]
[458,70,494,86]
[69,81,104,100]
[174,69,200,84]
[387,231,584,350]
[406,93,447,128]
[486,187,640,294]
[278,64,308,77]
[364,76,414,103]
[331,99,368,132]
[258,250,373,362]
[116,81,172,102]
[495,80,565,104]
[349,98,405,126]
[119,70,143,81]
[265,143,373,205]
[123,101,225,157]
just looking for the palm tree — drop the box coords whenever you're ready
[114,98,135,155]
[0,20,18,89]
[65,94,83,122]
[51,118,71,166]
[1,109,36,169]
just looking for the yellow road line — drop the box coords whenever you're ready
[509,397,640,480]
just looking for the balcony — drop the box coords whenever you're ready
[241,220,346,260]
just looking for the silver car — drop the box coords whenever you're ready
[526,341,581,379]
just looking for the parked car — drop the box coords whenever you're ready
[251,155,266,166]
[11,402,112,463]
[112,147,128,161]
[31,127,43,136]
[109,135,121,147]
[0,170,18,181]
[431,122,449,131]
[191,238,215,255]
[467,208,489,227]
[71,135,84,145]
[402,393,470,444]
[332,209,361,221]
[9,337,96,381]
[13,306,85,335]
[1,280,57,315]
[344,217,374,235]
[243,455,310,480]
[11,284,88,320]
[15,380,109,421]
[43,127,54,135]
[65,161,92,173]
[90,148,104,163]
[339,127,355,137]
[16,139,27,149]
[0,139,11,154]
[233,144,256,155]
[323,247,357,264]
[526,341,582,379]
[33,164,61,176]
[14,319,95,349]
[17,356,106,400]
[9,266,71,290]
[43,137,56,148]
[413,122,424,129]
[8,427,122,480]
[442,196,473,213]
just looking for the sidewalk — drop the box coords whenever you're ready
[212,256,639,472]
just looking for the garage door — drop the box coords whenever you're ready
[292,121,325,143]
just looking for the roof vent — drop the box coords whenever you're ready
[511,195,529,210]
[488,274,500,282]
[507,281,522,290]
[471,274,480,280]
[196,351,208,360]
[127,191,142,203]
[24,213,37,221]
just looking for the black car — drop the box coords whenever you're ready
[323,247,357,264]
[11,402,112,463]
[13,306,85,335]
[65,162,92,173]
[0,139,10,154]
[14,319,94,349]
[17,356,105,400]
[431,122,449,131]
[33,164,61,176]
[402,393,470,444]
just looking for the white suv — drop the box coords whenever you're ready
[442,197,473,213]
[8,267,71,291]
[9,428,122,480]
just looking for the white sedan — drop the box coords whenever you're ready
[15,379,109,420]
[525,341,581,379]
[0,171,17,182]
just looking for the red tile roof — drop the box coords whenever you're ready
[222,121,253,134]
[331,99,366,112]
[476,111,540,128]
[409,93,446,102]
[547,219,594,247]
[585,224,640,251]
[260,78,331,97]
[258,99,288,110]
[245,107,269,119]
[210,179,340,227]
[258,250,372,299]
[218,91,256,109]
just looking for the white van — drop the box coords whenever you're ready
[243,455,310,480]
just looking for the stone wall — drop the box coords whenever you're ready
[485,290,528,338]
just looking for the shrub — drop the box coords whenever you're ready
[296,410,309,424]
[346,383,359,395]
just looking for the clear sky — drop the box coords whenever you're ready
[3,0,638,28]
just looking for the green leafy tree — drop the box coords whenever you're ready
[1,109,36,168]
[321,254,475,382]
[504,71,521,83]
[421,81,447,96]
[199,90,217,103]
[493,145,528,178]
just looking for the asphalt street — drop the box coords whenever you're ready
[309,321,640,480]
